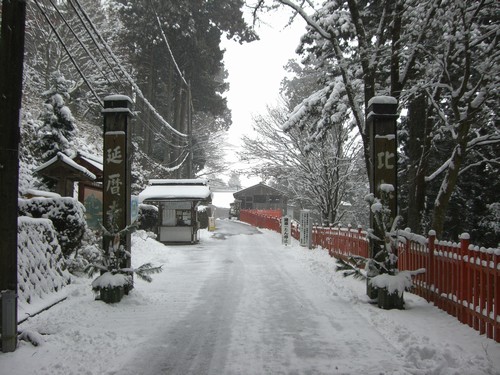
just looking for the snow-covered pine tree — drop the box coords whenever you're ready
[37,71,76,162]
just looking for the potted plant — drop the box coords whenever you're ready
[86,227,162,304]
[336,190,425,309]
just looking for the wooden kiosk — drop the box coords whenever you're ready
[138,179,212,243]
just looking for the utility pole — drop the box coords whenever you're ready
[187,82,193,179]
[0,0,26,353]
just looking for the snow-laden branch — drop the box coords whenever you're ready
[278,0,331,39]
[459,156,500,176]
[399,0,441,89]
[467,133,500,149]
[425,157,452,182]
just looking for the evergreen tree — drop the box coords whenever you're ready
[37,71,76,161]
[111,0,257,169]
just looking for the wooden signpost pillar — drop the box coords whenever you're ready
[366,96,399,298]
[102,95,133,280]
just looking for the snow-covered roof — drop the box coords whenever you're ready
[148,179,208,186]
[139,183,212,203]
[24,189,62,198]
[233,182,286,198]
[34,152,96,180]
[77,151,103,171]
[103,94,133,103]
[367,95,398,106]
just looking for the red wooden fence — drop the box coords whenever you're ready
[239,209,500,343]
[239,209,282,232]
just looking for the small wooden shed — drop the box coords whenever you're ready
[34,151,104,229]
[233,182,287,211]
[138,179,212,244]
[34,151,97,197]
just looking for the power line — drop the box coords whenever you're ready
[46,0,114,89]
[33,0,103,106]
[148,0,188,87]
[71,0,188,139]
[31,0,192,172]
[67,0,128,91]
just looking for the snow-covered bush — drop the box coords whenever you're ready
[197,205,211,229]
[137,203,158,232]
[18,197,87,256]
[65,229,103,274]
[17,217,72,305]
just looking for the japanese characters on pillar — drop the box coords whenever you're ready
[367,96,399,257]
[102,95,133,271]
[299,210,312,249]
[282,215,291,246]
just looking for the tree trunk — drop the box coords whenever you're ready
[406,94,427,232]
[431,122,471,237]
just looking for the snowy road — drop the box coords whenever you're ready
[1,219,498,375]
[119,220,402,374]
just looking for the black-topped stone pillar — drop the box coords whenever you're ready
[366,96,399,297]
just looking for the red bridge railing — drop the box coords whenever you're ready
[238,209,500,342]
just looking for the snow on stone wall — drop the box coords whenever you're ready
[18,197,87,255]
[17,217,72,305]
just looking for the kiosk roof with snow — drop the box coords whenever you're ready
[139,179,212,203]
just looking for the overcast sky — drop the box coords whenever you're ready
[220,9,306,186]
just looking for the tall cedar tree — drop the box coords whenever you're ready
[112,0,256,169]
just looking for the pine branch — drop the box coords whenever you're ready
[133,263,163,283]
[335,257,367,280]
[85,263,106,278]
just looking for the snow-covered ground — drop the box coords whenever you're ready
[1,219,498,375]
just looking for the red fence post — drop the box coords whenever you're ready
[479,247,486,335]
[494,248,499,342]
[465,242,473,328]
[428,231,436,303]
[459,233,469,325]
[485,247,494,340]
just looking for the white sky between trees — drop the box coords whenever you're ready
[221,8,306,187]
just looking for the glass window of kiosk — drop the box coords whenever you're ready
[175,209,192,226]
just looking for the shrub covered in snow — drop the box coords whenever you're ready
[137,203,158,232]
[17,217,72,305]
[18,197,87,256]
[197,205,211,229]
[65,230,103,274]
